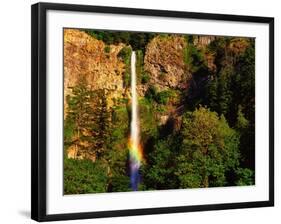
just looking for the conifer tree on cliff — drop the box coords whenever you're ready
[65,78,110,160]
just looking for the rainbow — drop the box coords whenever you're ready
[128,135,143,191]
[128,137,143,167]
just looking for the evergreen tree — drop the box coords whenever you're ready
[142,135,181,190]
[231,41,255,170]
[64,79,110,160]
[105,105,131,192]
[64,158,108,194]
[217,67,233,115]
[235,167,254,186]
[236,105,249,131]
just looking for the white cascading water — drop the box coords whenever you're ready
[129,51,142,191]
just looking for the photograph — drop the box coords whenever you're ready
[63,28,255,194]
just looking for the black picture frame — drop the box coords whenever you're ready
[31,2,274,222]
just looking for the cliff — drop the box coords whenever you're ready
[144,35,191,90]
[193,35,216,49]
[64,29,126,117]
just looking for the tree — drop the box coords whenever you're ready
[64,79,111,160]
[207,65,233,116]
[175,106,240,188]
[235,105,254,176]
[118,46,132,87]
[230,42,255,169]
[235,168,254,186]
[208,77,218,111]
[64,158,108,194]
[105,105,131,192]
[236,105,249,131]
[217,66,233,115]
[142,136,181,190]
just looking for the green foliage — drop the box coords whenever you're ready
[217,67,233,115]
[105,145,130,192]
[175,106,240,188]
[106,105,130,192]
[233,40,255,122]
[183,41,206,73]
[118,46,132,62]
[85,29,156,51]
[207,38,255,121]
[184,35,194,44]
[118,46,132,87]
[128,33,156,51]
[235,168,254,186]
[109,175,131,192]
[141,72,150,84]
[136,50,144,76]
[183,37,211,111]
[159,33,169,39]
[104,45,110,53]
[139,98,158,140]
[155,90,172,104]
[111,106,129,141]
[144,140,173,187]
[64,117,75,145]
[233,42,255,170]
[207,37,232,71]
[64,158,108,194]
[142,136,180,189]
[144,86,173,105]
[64,80,111,159]
[236,105,249,130]
[206,38,255,169]
[123,73,131,87]
[144,86,157,102]
[207,65,233,116]
[208,77,218,110]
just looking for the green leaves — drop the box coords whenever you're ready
[235,168,254,186]
[183,39,207,73]
[109,175,131,192]
[144,87,174,105]
[104,45,110,53]
[118,46,132,87]
[143,137,179,189]
[176,106,241,188]
[64,158,108,194]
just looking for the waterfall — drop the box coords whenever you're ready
[129,51,142,191]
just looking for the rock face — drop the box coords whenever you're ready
[64,29,126,117]
[193,35,217,73]
[228,38,250,56]
[144,35,191,90]
[193,35,216,49]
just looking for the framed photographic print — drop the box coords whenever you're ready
[31,2,274,222]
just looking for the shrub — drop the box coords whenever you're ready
[235,168,254,186]
[155,90,171,104]
[64,158,108,194]
[144,86,157,102]
[104,45,110,53]
[141,72,150,84]
[117,46,132,62]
